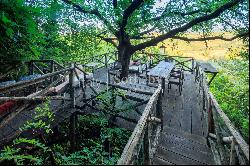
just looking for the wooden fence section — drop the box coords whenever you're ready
[117,85,163,165]
[28,60,65,75]
[196,63,249,165]
[136,52,195,72]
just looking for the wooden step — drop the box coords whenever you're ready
[152,127,215,165]
[153,146,206,165]
[163,126,207,145]
[152,156,174,165]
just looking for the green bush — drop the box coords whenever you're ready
[210,58,249,141]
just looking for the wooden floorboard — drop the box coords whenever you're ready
[152,156,174,165]
[155,146,206,165]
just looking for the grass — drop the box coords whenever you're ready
[155,32,245,60]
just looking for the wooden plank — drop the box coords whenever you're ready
[158,134,214,164]
[152,156,174,165]
[162,126,207,145]
[155,146,205,165]
[0,96,70,101]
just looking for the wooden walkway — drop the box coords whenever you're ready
[0,67,214,164]
[1,58,248,165]
[163,72,208,137]
[151,71,214,165]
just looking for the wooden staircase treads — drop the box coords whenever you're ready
[163,126,207,145]
[157,134,214,163]
[152,156,174,165]
[154,146,206,165]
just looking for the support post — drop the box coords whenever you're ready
[51,60,55,83]
[191,58,194,73]
[69,64,76,151]
[208,97,215,134]
[29,61,34,75]
[229,138,237,165]
[69,65,75,107]
[105,54,108,68]
[69,112,76,152]
[156,90,163,130]
[161,77,165,94]
[143,123,150,165]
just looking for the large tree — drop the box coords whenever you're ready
[61,0,249,78]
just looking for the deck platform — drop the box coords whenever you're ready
[0,65,215,165]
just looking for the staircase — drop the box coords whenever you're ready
[152,126,215,165]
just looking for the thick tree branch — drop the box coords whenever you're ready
[113,0,118,8]
[61,0,117,36]
[171,32,249,41]
[97,35,118,48]
[120,0,144,39]
[133,0,243,51]
[153,9,203,22]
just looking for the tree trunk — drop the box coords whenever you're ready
[117,44,133,79]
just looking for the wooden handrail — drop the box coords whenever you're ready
[0,96,71,101]
[117,85,162,165]
[210,92,249,161]
[0,67,73,94]
[196,65,249,165]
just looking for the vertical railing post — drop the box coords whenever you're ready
[29,61,34,75]
[51,60,55,83]
[208,97,214,134]
[143,123,150,165]
[229,138,237,165]
[191,58,194,73]
[105,54,108,68]
[69,64,75,108]
[156,89,163,130]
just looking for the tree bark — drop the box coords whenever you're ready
[117,42,133,79]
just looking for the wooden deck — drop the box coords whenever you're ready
[1,58,248,165]
[0,66,214,164]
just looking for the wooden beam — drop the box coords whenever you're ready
[91,79,154,96]
[32,63,45,75]
[0,96,70,101]
[147,117,161,123]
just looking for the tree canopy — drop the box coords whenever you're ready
[0,0,249,77]
[61,0,249,77]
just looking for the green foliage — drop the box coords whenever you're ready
[20,100,54,134]
[96,88,134,115]
[211,57,249,141]
[0,101,53,165]
[0,0,44,61]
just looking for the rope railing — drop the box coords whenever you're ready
[195,63,249,165]
[117,85,163,165]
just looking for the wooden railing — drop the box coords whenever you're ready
[0,62,89,148]
[136,52,195,72]
[28,60,65,75]
[195,63,249,165]
[117,85,163,165]
[88,51,118,68]
[0,66,72,99]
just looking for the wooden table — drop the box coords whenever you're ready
[197,62,218,85]
[147,61,175,93]
[85,62,99,73]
